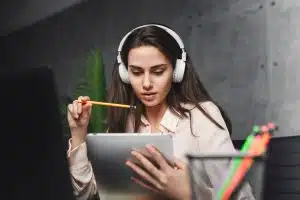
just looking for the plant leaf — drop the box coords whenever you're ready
[72,48,107,133]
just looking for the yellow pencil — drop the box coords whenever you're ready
[80,100,136,109]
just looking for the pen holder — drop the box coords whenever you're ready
[186,152,267,200]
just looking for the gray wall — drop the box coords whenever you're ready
[1,0,299,139]
[187,0,268,140]
[266,0,300,139]
[0,0,83,36]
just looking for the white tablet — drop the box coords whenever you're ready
[86,133,174,195]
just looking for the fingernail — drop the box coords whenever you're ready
[146,145,155,152]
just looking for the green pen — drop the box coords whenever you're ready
[216,126,260,199]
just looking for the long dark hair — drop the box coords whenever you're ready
[106,24,232,135]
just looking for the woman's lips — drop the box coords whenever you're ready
[141,93,157,101]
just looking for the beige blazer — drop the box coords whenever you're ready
[67,101,255,200]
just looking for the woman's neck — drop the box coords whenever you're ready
[144,102,168,127]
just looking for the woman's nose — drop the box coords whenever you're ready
[142,74,153,90]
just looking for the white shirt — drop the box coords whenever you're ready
[67,101,255,200]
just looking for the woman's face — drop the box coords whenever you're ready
[127,45,173,108]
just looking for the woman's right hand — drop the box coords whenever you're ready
[67,96,92,148]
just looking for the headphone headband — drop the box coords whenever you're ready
[118,24,185,52]
[117,24,186,63]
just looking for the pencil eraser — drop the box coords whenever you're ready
[267,122,277,130]
[260,125,269,132]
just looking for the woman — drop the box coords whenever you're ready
[67,24,255,200]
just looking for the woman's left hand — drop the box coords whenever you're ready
[125,144,192,200]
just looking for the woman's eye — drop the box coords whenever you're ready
[131,71,142,75]
[153,70,164,75]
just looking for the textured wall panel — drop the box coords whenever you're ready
[184,0,268,139]
[266,0,300,137]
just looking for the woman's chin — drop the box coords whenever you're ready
[141,99,159,108]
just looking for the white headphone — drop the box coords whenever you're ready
[117,24,187,84]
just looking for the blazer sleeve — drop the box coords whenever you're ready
[67,139,99,200]
[189,101,256,200]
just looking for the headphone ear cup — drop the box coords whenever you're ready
[173,59,186,83]
[118,63,130,84]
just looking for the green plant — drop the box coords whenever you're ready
[59,48,107,142]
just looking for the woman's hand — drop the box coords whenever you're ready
[126,145,192,200]
[67,96,92,148]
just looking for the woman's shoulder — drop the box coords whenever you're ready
[180,101,220,114]
[180,101,226,128]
